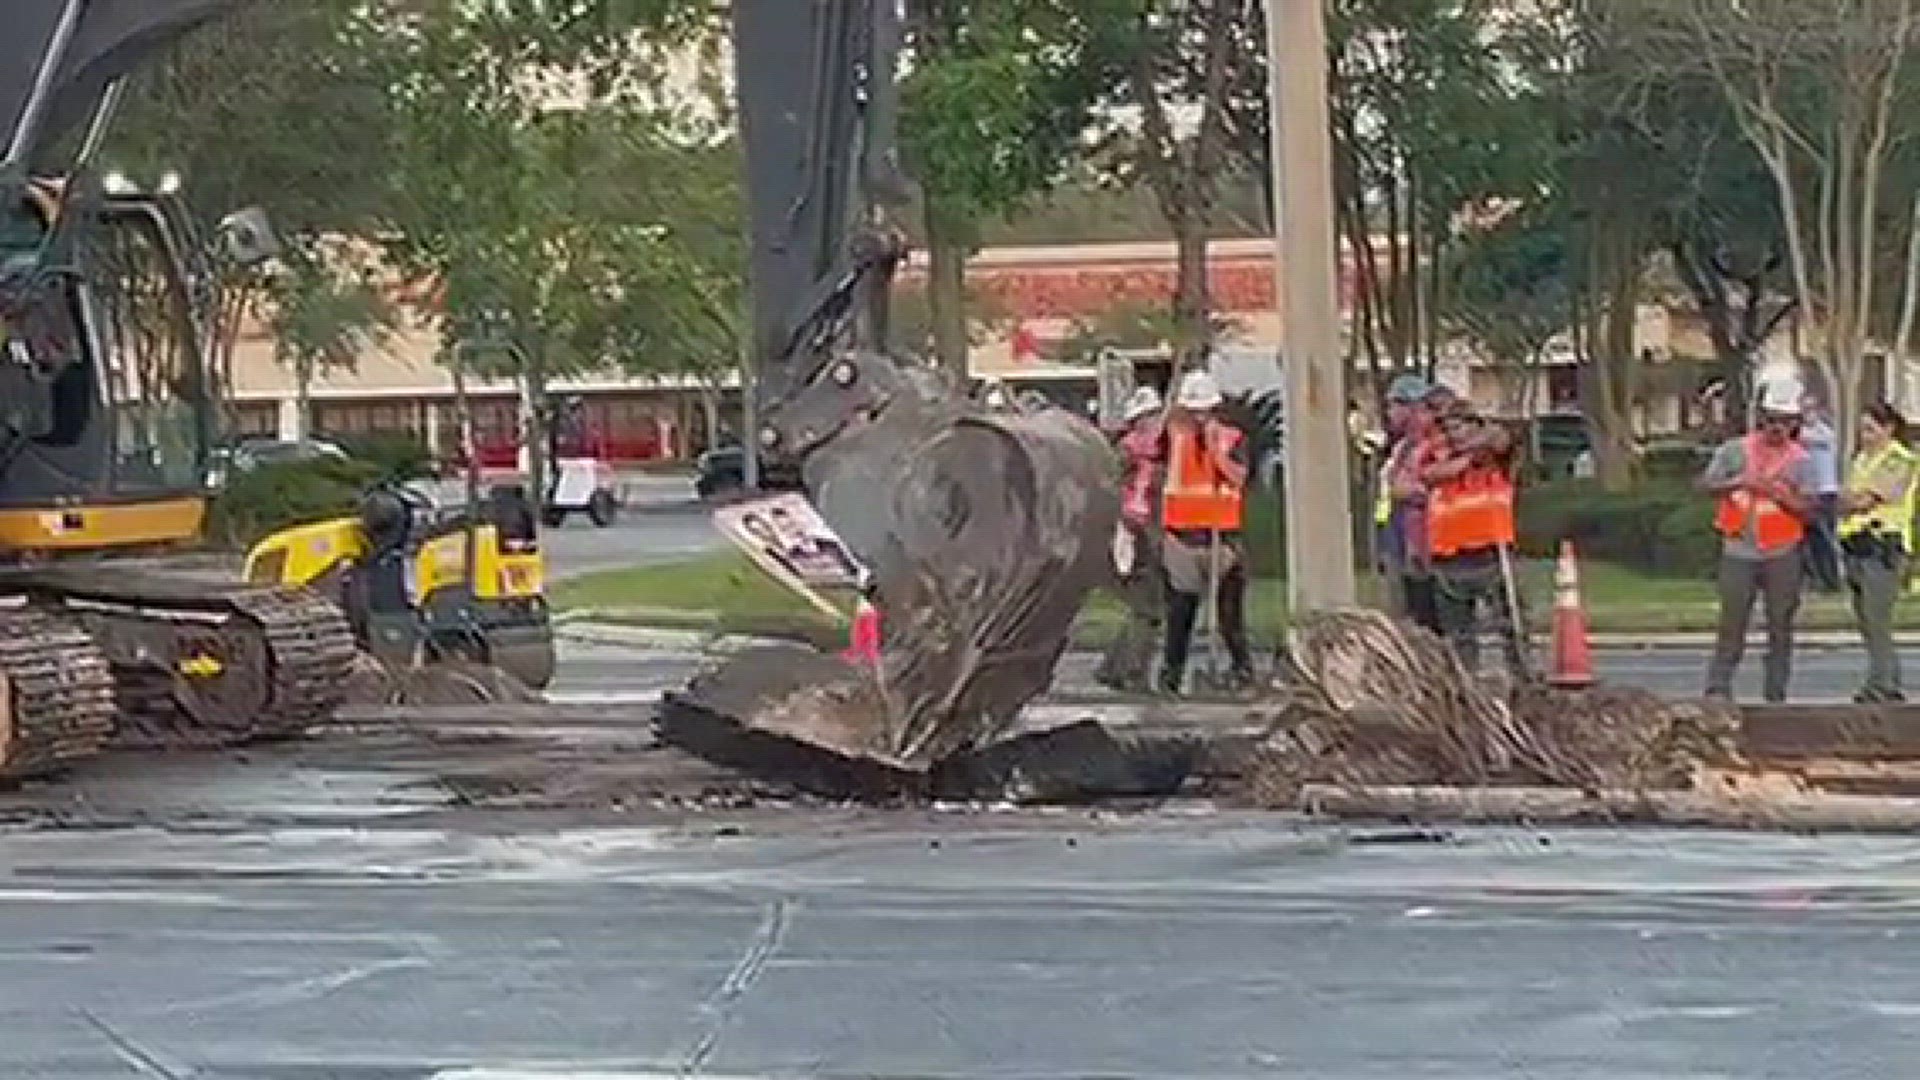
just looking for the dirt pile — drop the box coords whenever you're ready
[1247,610,1743,805]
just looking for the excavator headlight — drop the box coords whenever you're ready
[831,360,857,387]
[759,426,780,449]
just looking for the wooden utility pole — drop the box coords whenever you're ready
[1267,0,1356,612]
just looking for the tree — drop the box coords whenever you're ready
[1447,209,1572,380]
[102,0,394,235]
[364,0,729,496]
[1625,0,1920,455]
[1529,1,1791,437]
[1219,0,1547,392]
[268,240,400,440]
[885,280,1012,357]
[900,1,1118,375]
[91,1,400,438]
[1085,0,1246,364]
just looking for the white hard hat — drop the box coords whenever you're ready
[1176,370,1223,410]
[1122,385,1162,422]
[1758,375,1804,416]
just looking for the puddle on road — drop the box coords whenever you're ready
[0,823,696,887]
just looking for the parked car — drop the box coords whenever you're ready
[693,445,803,501]
[1528,412,1592,478]
[205,437,350,487]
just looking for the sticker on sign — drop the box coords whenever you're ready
[711,491,868,621]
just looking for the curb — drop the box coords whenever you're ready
[554,615,1904,657]
[1587,632,1909,650]
[554,617,782,653]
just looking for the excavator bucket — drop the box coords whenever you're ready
[656,350,1138,801]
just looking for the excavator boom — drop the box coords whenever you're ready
[733,0,906,403]
[2,1,243,179]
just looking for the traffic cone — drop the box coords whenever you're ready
[1547,540,1595,688]
[841,594,882,669]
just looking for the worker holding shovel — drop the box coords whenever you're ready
[1157,371,1255,696]
[1094,385,1170,693]
[1423,399,1529,678]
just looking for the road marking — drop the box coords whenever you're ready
[435,1072,773,1079]
[676,897,791,1077]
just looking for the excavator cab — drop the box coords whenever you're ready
[0,180,219,554]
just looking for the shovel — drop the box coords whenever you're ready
[1496,542,1532,677]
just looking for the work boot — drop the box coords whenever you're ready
[1156,666,1184,698]
[1854,686,1906,705]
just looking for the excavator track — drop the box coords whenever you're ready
[0,606,117,779]
[9,566,358,749]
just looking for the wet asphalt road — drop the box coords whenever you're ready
[0,517,1908,1075]
[0,639,1909,1076]
[6,815,1920,1078]
[420,471,723,582]
[538,474,721,579]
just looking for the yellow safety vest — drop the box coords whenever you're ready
[1839,440,1919,550]
[1373,440,1410,526]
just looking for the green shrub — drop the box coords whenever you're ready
[1244,484,1285,577]
[206,457,381,549]
[1653,500,1719,574]
[331,432,436,482]
[1516,477,1716,576]
[1642,439,1713,482]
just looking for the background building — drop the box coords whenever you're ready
[235,237,1731,461]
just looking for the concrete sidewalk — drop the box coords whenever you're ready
[555,614,1896,655]
[1588,629,1891,650]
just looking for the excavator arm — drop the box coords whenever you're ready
[2,1,244,189]
[732,0,907,408]
[4,0,899,403]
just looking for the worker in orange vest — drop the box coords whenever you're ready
[1422,400,1527,676]
[1158,371,1254,695]
[1699,377,1816,702]
[1095,385,1168,693]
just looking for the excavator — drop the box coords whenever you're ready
[0,0,1120,791]
[0,0,567,779]
[0,1,370,778]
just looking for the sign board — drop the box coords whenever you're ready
[713,493,867,613]
[1095,350,1137,428]
[1208,345,1285,401]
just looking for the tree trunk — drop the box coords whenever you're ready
[698,384,722,458]
[1583,235,1644,493]
[739,347,760,489]
[924,194,972,377]
[1894,193,1920,413]
[521,340,549,508]
[293,354,313,442]
[1172,209,1211,363]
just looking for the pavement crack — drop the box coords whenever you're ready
[76,1009,194,1080]
[151,957,431,1016]
[678,895,791,1077]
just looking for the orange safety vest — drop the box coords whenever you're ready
[1714,434,1806,553]
[1162,424,1244,532]
[1428,464,1516,558]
